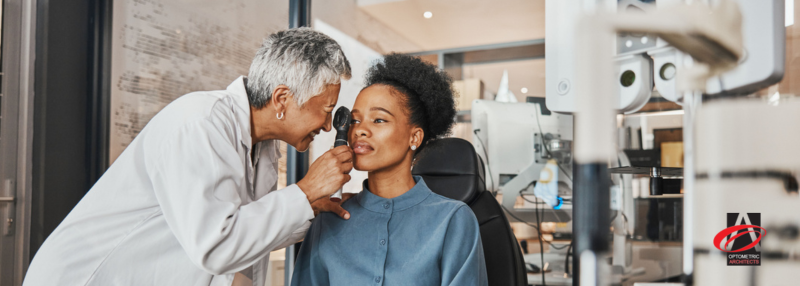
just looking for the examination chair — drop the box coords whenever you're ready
[412,138,527,286]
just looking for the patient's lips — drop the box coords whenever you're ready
[352,141,374,155]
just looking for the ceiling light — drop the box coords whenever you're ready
[521,87,528,94]
[423,11,433,19]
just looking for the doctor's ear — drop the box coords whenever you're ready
[270,85,292,114]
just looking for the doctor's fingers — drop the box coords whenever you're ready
[341,192,357,202]
[341,174,352,185]
[333,147,354,163]
[330,145,353,157]
[339,161,353,173]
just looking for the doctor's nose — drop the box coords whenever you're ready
[322,114,332,132]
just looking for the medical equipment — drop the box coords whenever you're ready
[546,0,785,114]
[532,160,560,207]
[562,0,764,284]
[330,106,351,202]
[471,100,573,223]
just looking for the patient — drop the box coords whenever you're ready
[291,54,488,286]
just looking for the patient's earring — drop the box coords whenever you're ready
[411,145,417,151]
[276,112,284,120]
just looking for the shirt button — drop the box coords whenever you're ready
[380,239,386,245]
[375,276,382,283]
[383,203,390,209]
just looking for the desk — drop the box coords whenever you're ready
[521,241,682,286]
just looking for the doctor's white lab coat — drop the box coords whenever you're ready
[24,77,314,286]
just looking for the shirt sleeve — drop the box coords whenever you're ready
[274,221,311,250]
[290,218,329,286]
[147,118,315,275]
[440,205,489,286]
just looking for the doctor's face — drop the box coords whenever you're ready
[284,84,340,152]
[349,84,419,172]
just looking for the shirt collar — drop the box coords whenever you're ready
[226,76,253,149]
[228,76,283,164]
[356,176,432,213]
[255,139,283,165]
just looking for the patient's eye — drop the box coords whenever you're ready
[351,119,360,125]
[374,119,387,123]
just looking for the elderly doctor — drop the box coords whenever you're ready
[24,28,353,286]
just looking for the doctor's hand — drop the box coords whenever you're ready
[310,193,356,220]
[297,145,353,203]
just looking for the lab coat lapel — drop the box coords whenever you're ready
[226,77,257,196]
[225,76,283,199]
[225,76,253,149]
[252,140,281,199]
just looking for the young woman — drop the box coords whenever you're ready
[291,54,488,286]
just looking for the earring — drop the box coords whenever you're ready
[276,112,284,120]
[411,145,417,151]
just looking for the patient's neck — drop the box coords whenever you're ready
[367,161,416,199]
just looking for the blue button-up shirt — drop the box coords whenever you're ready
[291,176,488,286]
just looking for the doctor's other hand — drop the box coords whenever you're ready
[310,193,356,220]
[297,145,353,203]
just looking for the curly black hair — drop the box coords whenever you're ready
[364,53,457,155]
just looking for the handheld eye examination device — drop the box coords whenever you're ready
[330,106,351,202]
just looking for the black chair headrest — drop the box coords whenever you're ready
[412,137,485,205]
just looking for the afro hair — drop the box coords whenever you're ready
[364,53,457,154]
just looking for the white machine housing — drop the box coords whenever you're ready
[471,100,573,191]
[648,46,683,103]
[472,100,574,222]
[616,53,654,113]
[705,0,785,95]
[546,0,785,113]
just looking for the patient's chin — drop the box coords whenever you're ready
[353,163,379,172]
[354,156,392,172]
[353,158,374,172]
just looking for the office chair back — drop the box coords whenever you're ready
[412,137,527,286]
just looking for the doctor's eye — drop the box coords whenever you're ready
[351,119,360,125]
[374,119,387,123]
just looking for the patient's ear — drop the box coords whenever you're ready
[409,127,424,149]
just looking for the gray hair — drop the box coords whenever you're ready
[246,28,352,108]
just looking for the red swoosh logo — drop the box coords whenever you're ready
[713,224,766,252]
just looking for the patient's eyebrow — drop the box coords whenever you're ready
[371,107,394,117]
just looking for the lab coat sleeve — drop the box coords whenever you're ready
[440,205,489,286]
[290,218,329,286]
[147,118,315,275]
[273,221,311,250]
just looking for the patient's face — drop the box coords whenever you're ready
[349,84,417,172]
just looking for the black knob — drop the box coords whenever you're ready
[650,177,663,196]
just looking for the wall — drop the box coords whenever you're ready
[313,0,421,54]
[463,59,546,102]
[358,0,545,51]
[779,0,800,95]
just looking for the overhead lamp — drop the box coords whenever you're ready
[521,87,529,94]
[423,11,433,19]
